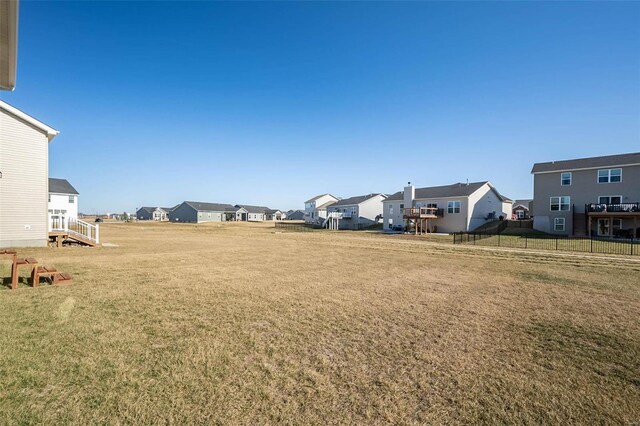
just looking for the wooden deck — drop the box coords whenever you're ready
[49,231,98,247]
[402,207,443,219]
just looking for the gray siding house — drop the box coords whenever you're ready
[383,182,512,234]
[0,101,59,247]
[513,199,532,219]
[170,201,243,223]
[236,205,270,221]
[304,194,339,225]
[532,152,640,237]
[326,193,386,230]
[285,210,305,220]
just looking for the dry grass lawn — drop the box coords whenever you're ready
[1,222,639,424]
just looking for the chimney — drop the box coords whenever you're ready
[404,182,415,207]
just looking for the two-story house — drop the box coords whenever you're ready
[304,194,339,225]
[325,193,386,230]
[383,182,512,234]
[531,152,640,237]
[48,178,79,230]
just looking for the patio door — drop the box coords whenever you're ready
[597,219,610,236]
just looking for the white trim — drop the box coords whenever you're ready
[597,195,623,204]
[447,200,461,214]
[532,163,640,174]
[560,172,572,186]
[550,196,570,212]
[0,100,59,141]
[596,168,622,184]
[554,217,565,231]
[0,0,18,90]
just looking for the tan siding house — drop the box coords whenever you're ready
[0,101,59,247]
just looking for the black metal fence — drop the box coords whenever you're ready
[453,232,640,256]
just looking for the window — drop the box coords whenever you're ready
[48,195,51,202]
[598,196,622,205]
[554,218,565,231]
[400,204,404,209]
[389,205,394,215]
[560,172,572,186]
[550,196,570,211]
[447,201,461,214]
[598,168,622,183]
[426,203,438,208]
[351,207,357,216]
[69,195,74,203]
[515,210,525,219]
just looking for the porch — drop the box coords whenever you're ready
[585,203,640,238]
[49,213,100,247]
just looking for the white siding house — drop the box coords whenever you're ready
[0,101,59,247]
[48,178,79,231]
[383,181,512,233]
[304,194,339,225]
[326,193,386,230]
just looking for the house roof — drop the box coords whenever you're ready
[49,178,79,195]
[513,199,532,210]
[0,100,59,141]
[265,209,282,214]
[161,205,179,212]
[316,200,336,210]
[137,207,157,214]
[330,193,386,207]
[0,0,18,90]
[531,152,640,174]
[304,193,339,204]
[183,201,236,212]
[385,182,489,201]
[236,204,270,214]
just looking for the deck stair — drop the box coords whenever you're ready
[49,218,99,247]
[0,250,74,289]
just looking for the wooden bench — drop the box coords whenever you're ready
[33,266,58,287]
[11,258,38,289]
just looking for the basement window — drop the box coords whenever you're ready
[554,218,565,231]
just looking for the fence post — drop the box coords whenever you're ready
[590,237,593,253]
[473,233,476,245]
[525,234,527,249]
[498,233,500,246]
[631,238,634,256]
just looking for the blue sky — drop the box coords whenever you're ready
[1,1,639,213]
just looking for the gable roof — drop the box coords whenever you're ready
[236,204,270,214]
[265,209,282,214]
[330,193,386,207]
[531,152,640,174]
[49,178,79,195]
[304,193,339,204]
[161,205,179,212]
[513,199,532,210]
[385,182,488,202]
[0,101,59,141]
[137,207,157,214]
[183,201,236,212]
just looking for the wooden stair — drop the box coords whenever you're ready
[1,250,74,289]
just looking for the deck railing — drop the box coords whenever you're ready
[68,219,100,244]
[402,207,443,217]
[586,203,640,213]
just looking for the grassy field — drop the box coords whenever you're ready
[1,222,639,424]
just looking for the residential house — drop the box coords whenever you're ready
[265,209,285,221]
[136,207,170,221]
[326,193,386,230]
[236,205,270,221]
[0,101,59,247]
[383,182,513,234]
[531,152,640,237]
[170,201,244,223]
[512,199,532,219]
[304,194,339,225]
[48,178,79,231]
[285,210,305,220]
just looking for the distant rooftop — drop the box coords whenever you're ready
[531,152,640,174]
